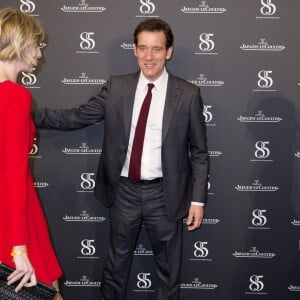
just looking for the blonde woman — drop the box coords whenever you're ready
[0,7,62,297]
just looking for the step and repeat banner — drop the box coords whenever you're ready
[1,1,300,299]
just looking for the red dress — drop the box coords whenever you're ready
[0,80,62,285]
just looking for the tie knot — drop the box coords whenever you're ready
[148,83,154,91]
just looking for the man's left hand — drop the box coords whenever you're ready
[186,204,204,231]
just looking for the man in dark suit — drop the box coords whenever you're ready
[35,18,209,300]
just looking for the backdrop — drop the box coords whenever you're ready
[1,1,300,299]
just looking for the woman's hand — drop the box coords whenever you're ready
[7,245,37,292]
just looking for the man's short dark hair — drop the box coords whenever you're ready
[134,18,174,49]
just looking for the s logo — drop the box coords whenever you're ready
[257,70,273,88]
[249,275,264,291]
[20,0,36,13]
[21,72,37,86]
[81,239,96,256]
[80,173,95,190]
[255,141,270,159]
[199,33,215,52]
[207,175,211,191]
[80,32,96,50]
[252,209,267,227]
[260,0,276,16]
[137,273,152,289]
[194,241,209,258]
[139,0,155,14]
[203,105,213,123]
[29,138,38,155]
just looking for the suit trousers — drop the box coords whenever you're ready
[99,177,183,300]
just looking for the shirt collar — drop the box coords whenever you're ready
[138,68,168,91]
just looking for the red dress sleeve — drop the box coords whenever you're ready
[4,84,32,246]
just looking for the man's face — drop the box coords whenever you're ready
[134,30,173,82]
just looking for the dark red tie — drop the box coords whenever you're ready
[128,83,155,183]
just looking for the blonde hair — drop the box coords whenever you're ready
[0,7,45,65]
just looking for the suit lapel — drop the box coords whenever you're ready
[122,72,140,142]
[162,73,180,144]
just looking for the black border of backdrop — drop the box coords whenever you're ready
[1,1,300,299]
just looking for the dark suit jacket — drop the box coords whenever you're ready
[35,71,209,220]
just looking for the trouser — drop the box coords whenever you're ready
[99,177,183,300]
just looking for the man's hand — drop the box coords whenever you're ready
[186,204,204,231]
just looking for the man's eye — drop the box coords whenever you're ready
[153,48,161,53]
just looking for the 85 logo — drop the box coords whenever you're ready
[139,0,155,14]
[257,70,273,89]
[80,173,95,190]
[80,32,96,50]
[81,239,96,256]
[21,72,37,86]
[249,275,264,292]
[255,141,270,159]
[203,105,213,123]
[137,273,152,289]
[29,138,38,156]
[252,209,267,227]
[194,241,209,258]
[199,33,215,52]
[20,0,36,13]
[260,0,276,16]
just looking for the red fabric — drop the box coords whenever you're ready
[0,80,62,285]
[128,83,154,183]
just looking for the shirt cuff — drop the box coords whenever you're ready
[191,201,205,206]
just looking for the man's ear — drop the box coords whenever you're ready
[133,44,138,57]
[166,46,173,60]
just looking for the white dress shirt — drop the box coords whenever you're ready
[121,68,204,206]
[121,69,167,179]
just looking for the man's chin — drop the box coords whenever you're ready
[142,71,160,81]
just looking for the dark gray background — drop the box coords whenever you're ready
[1,1,299,299]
